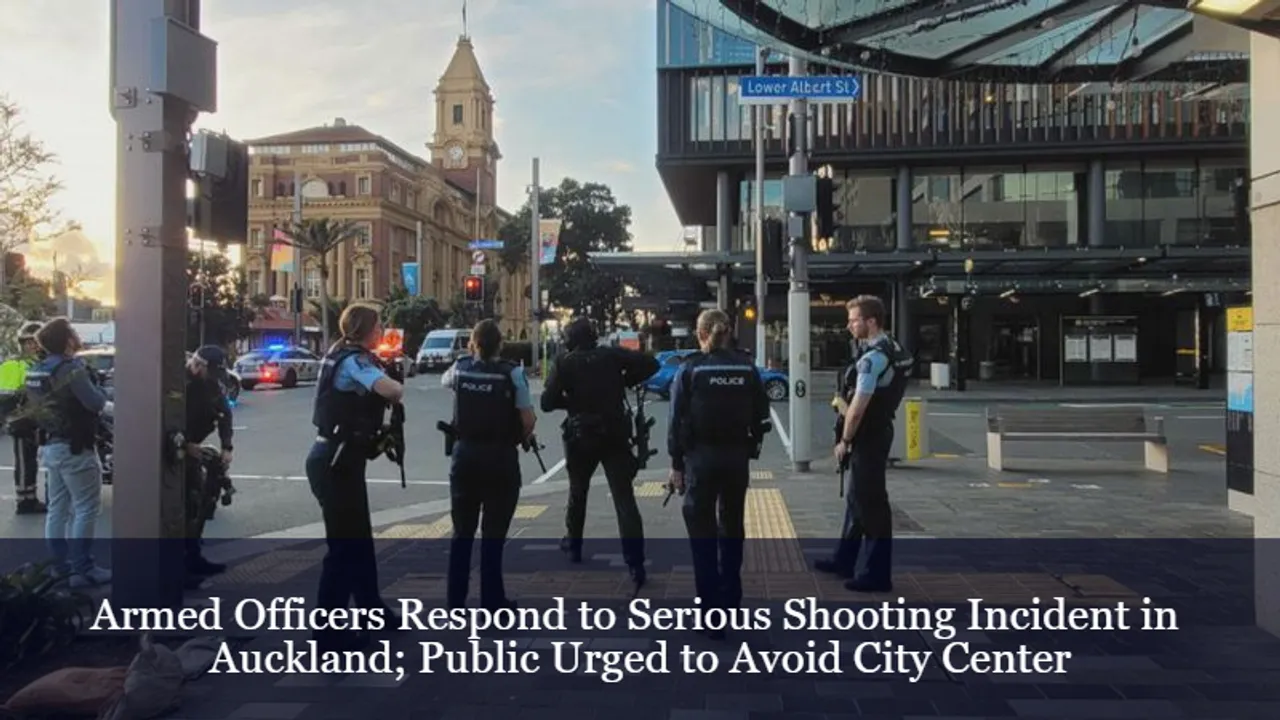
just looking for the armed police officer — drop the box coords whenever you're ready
[307,304,405,652]
[542,317,657,585]
[182,346,235,588]
[815,295,912,593]
[25,318,113,588]
[1,322,47,514]
[668,309,770,636]
[442,320,534,610]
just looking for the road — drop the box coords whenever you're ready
[0,379,1226,540]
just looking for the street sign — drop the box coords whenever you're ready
[738,75,861,104]
[469,239,503,250]
[471,250,487,265]
[470,264,486,275]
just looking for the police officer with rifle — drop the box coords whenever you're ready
[182,346,236,589]
[440,319,535,610]
[306,304,405,652]
[816,295,912,594]
[667,309,770,638]
[541,317,657,590]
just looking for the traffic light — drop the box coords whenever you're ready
[187,131,249,244]
[762,218,785,280]
[463,275,484,303]
[815,176,836,240]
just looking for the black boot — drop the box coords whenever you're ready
[15,498,46,515]
[560,536,582,563]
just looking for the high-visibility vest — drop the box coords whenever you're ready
[0,358,30,393]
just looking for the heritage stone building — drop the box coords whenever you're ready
[241,36,531,339]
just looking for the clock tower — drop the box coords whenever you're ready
[429,35,500,209]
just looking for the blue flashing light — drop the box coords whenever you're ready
[266,344,285,351]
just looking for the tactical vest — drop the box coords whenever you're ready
[841,336,914,442]
[683,350,759,446]
[452,356,521,445]
[25,357,98,453]
[312,345,388,441]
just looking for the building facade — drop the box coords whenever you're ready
[242,36,531,340]
[635,0,1250,383]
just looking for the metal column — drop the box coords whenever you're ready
[415,220,424,296]
[529,158,541,374]
[752,47,767,368]
[895,166,913,348]
[292,172,303,345]
[786,55,811,473]
[1087,159,1105,248]
[716,170,731,310]
[110,0,214,608]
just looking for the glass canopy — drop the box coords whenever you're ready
[669,0,1246,81]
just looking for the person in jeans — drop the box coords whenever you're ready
[24,318,113,588]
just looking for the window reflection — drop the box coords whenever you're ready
[1103,162,1244,247]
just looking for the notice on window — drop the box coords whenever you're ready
[1064,335,1088,363]
[1089,335,1113,362]
[1113,334,1137,363]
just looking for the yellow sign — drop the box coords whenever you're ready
[1227,306,1253,333]
[905,399,922,461]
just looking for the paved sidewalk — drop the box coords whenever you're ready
[144,442,1280,720]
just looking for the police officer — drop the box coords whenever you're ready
[541,317,657,584]
[306,304,405,652]
[1,322,47,514]
[25,318,113,588]
[667,309,770,637]
[441,319,534,610]
[183,346,235,588]
[815,295,912,593]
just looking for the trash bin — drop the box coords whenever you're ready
[930,362,950,389]
[979,361,996,381]
[890,398,930,464]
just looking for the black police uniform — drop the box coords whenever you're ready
[818,335,912,591]
[183,347,235,581]
[306,342,392,649]
[447,355,524,609]
[669,348,770,613]
[25,357,100,458]
[541,343,658,572]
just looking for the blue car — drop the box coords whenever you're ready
[644,349,790,401]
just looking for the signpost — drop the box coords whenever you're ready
[737,75,861,104]
[469,239,503,250]
[470,250,487,277]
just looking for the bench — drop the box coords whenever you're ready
[985,406,1168,474]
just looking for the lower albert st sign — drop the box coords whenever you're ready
[738,75,861,104]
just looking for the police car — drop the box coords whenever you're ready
[644,349,790,401]
[235,344,321,390]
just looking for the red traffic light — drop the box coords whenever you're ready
[463,275,484,302]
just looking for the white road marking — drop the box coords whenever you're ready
[770,406,790,454]
[930,412,980,417]
[531,458,567,485]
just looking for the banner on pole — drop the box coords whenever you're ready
[401,262,419,296]
[270,228,294,273]
[538,219,562,266]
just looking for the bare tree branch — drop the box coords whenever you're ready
[0,95,72,258]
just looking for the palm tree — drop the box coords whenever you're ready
[280,217,363,349]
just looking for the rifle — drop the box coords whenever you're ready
[833,394,849,498]
[379,354,408,488]
[521,434,547,473]
[629,386,658,470]
[662,482,676,507]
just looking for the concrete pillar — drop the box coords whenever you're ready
[1247,32,1280,638]
[716,170,732,310]
[896,166,912,250]
[1088,159,1106,247]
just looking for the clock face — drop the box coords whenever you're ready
[448,145,464,161]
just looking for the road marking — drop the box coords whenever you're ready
[229,474,448,487]
[512,504,548,519]
[997,482,1032,488]
[770,406,791,454]
[931,412,980,418]
[1071,484,1102,490]
[932,453,960,459]
[743,488,806,573]
[1060,403,1148,408]
[531,457,567,485]
[1199,444,1227,456]
[1176,415,1222,420]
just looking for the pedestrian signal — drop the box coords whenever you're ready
[463,275,484,302]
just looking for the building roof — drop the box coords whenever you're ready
[439,35,490,92]
[673,0,1249,82]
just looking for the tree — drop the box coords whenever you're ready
[381,286,446,356]
[279,217,363,350]
[497,178,632,329]
[187,249,255,349]
[0,96,76,287]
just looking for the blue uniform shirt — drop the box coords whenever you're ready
[853,334,895,396]
[442,357,534,410]
[334,352,387,394]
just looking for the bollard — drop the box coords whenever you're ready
[890,397,930,465]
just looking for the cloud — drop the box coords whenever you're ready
[604,160,636,173]
[22,229,114,298]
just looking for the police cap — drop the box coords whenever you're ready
[17,322,41,341]
[194,345,228,379]
[564,317,598,351]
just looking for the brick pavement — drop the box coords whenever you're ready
[137,442,1280,720]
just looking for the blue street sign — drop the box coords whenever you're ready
[469,239,504,250]
[401,262,419,296]
[738,75,861,104]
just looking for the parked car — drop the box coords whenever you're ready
[644,349,789,401]
[75,346,242,403]
[234,345,321,390]
[416,329,470,373]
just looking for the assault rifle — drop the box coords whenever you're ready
[379,353,408,488]
[629,386,658,470]
[522,434,548,473]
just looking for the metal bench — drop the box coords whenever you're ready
[985,406,1168,474]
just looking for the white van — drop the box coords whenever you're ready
[416,329,470,372]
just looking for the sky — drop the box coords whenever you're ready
[0,0,684,304]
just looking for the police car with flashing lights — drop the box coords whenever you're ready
[234,344,321,390]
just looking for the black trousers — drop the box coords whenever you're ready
[306,439,383,622]
[681,449,750,609]
[563,436,644,566]
[448,441,520,608]
[12,433,38,501]
[832,427,894,585]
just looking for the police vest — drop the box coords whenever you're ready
[311,345,388,440]
[682,350,759,446]
[841,337,913,441]
[452,356,521,445]
[24,357,98,452]
[555,347,630,420]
